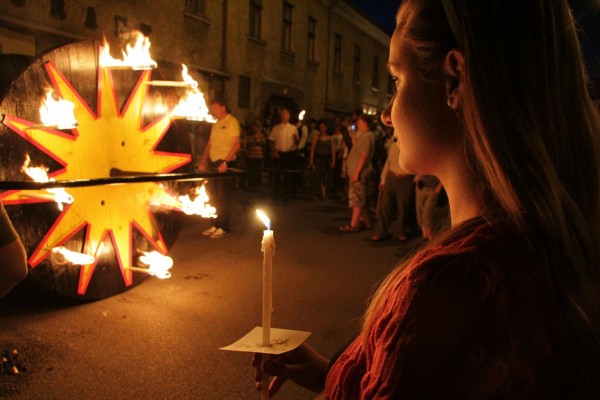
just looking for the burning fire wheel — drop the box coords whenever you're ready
[0,40,215,300]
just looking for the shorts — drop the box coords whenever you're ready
[348,181,367,208]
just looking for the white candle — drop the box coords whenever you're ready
[256,209,275,400]
[256,210,275,346]
[261,228,274,346]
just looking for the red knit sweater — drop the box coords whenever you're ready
[325,220,592,399]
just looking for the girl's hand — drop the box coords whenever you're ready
[252,343,330,397]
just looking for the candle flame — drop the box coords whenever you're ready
[21,155,74,210]
[51,247,95,265]
[99,32,157,70]
[299,110,306,121]
[138,251,173,279]
[256,209,271,230]
[39,89,78,129]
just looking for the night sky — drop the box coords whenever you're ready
[572,1,600,78]
[347,0,397,35]
[348,0,600,79]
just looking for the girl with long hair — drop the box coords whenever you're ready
[254,0,600,397]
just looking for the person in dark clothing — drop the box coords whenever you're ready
[308,119,336,200]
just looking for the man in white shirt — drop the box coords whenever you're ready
[269,108,298,203]
[198,97,241,238]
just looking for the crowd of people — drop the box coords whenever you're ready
[198,99,448,242]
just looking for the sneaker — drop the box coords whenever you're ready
[202,226,217,236]
[210,228,228,239]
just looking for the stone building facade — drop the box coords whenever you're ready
[0,0,392,124]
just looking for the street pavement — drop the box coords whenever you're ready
[0,190,423,400]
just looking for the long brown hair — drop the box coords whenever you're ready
[365,0,600,353]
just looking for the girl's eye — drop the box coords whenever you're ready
[389,77,399,93]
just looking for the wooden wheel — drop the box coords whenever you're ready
[0,41,196,300]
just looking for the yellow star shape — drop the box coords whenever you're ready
[1,52,190,295]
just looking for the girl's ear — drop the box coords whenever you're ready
[444,49,465,109]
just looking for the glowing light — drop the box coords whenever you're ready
[21,157,48,182]
[39,89,78,129]
[1,58,190,295]
[170,65,216,122]
[99,32,157,70]
[146,64,199,88]
[149,183,217,218]
[20,155,74,210]
[178,185,217,217]
[51,247,95,265]
[181,64,199,88]
[170,90,215,121]
[47,188,74,211]
[134,251,173,279]
[298,110,306,121]
[256,209,271,230]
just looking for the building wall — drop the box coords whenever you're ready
[0,0,391,125]
[327,2,391,116]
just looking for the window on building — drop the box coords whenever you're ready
[372,56,379,89]
[334,34,342,74]
[84,6,98,29]
[249,0,262,39]
[50,0,67,20]
[282,2,293,51]
[353,45,361,81]
[185,0,205,16]
[238,76,251,109]
[307,17,316,61]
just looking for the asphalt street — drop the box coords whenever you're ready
[0,190,422,400]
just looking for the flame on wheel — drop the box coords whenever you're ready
[0,40,208,299]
